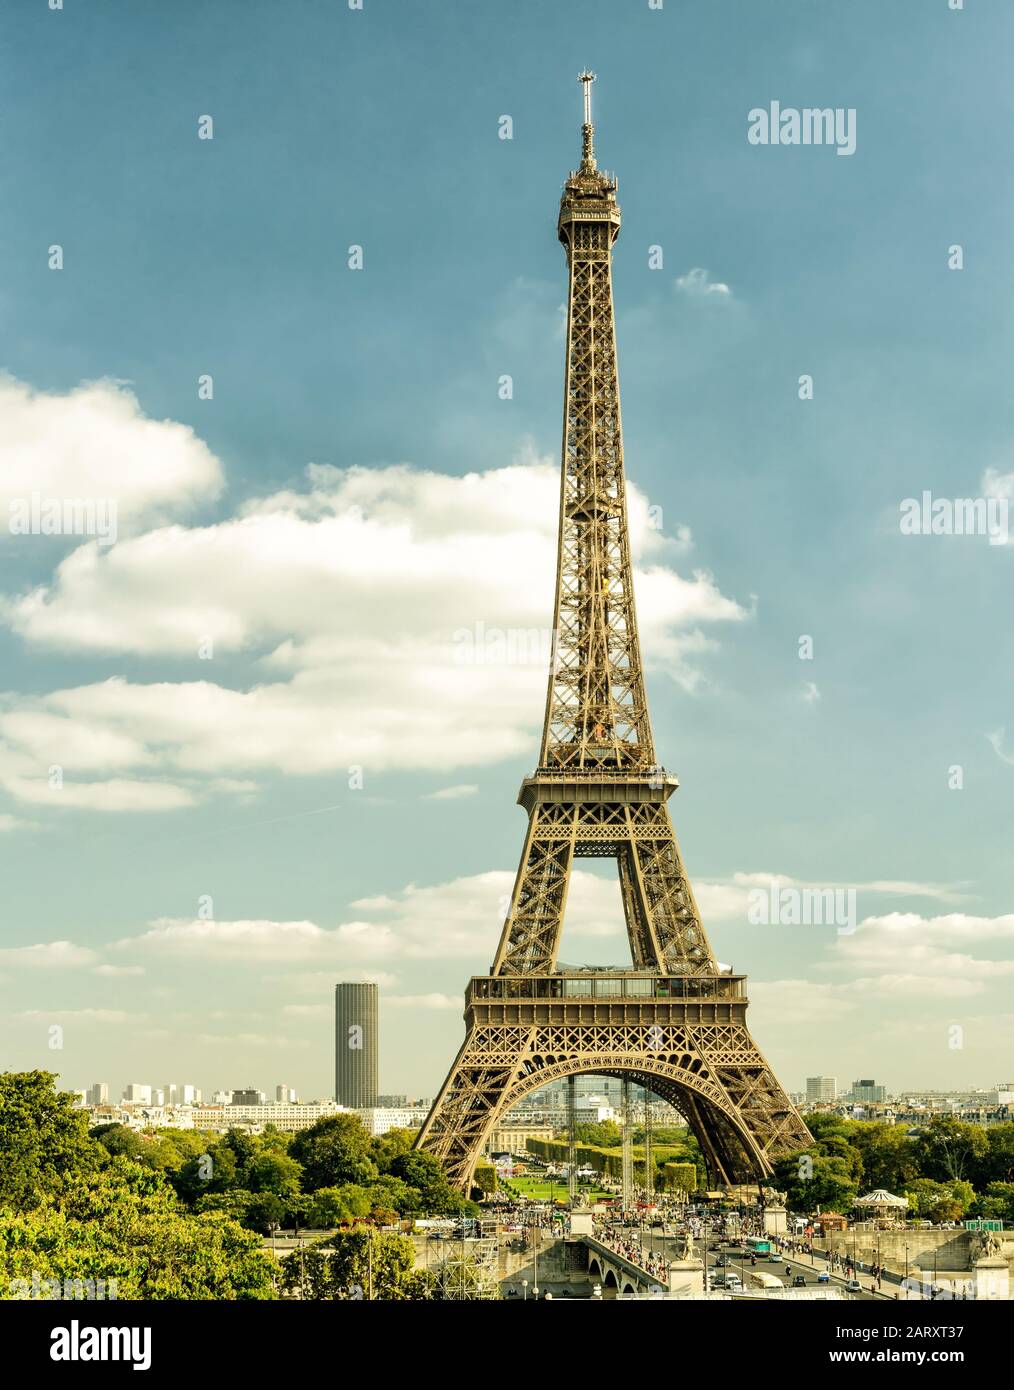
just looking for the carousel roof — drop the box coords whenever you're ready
[855,1188,909,1207]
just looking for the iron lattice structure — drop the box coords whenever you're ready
[432,1239,501,1301]
[417,76,810,1192]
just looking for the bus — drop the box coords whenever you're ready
[744,1238,772,1255]
[749,1271,784,1291]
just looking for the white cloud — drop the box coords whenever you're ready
[694,872,964,925]
[3,772,197,812]
[674,268,732,298]
[15,1008,137,1023]
[0,940,98,968]
[423,785,479,801]
[121,918,344,962]
[0,376,223,536]
[822,911,1014,999]
[987,729,1014,767]
[0,459,746,808]
[110,866,643,971]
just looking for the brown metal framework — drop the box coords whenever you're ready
[416,75,810,1192]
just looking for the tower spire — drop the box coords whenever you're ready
[578,69,596,170]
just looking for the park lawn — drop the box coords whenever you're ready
[505,1176,613,1203]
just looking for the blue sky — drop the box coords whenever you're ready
[1,0,1012,1101]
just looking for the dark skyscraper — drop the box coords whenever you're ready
[334,982,378,1107]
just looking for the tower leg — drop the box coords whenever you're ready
[621,1077,633,1210]
[567,1073,577,1205]
[644,1090,653,1201]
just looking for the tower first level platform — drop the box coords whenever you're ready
[418,971,811,1193]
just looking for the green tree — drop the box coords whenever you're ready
[848,1123,919,1191]
[904,1177,974,1223]
[0,1159,275,1299]
[574,1120,622,1147]
[90,1123,145,1160]
[0,1072,102,1209]
[913,1117,988,1183]
[289,1115,378,1190]
[773,1151,859,1213]
[970,1182,1014,1224]
[371,1128,416,1171]
[244,1150,302,1198]
[175,1143,239,1203]
[388,1151,473,1215]
[974,1125,1014,1187]
[281,1227,427,1300]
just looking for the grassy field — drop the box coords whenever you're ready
[504,1175,614,1203]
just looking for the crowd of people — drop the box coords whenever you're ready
[592,1224,671,1282]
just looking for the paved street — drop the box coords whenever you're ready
[613,1226,888,1300]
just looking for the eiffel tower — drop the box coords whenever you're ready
[416,74,810,1192]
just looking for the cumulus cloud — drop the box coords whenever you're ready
[0,940,98,968]
[0,376,223,537]
[823,911,1014,998]
[0,458,746,810]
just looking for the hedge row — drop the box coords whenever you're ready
[524,1138,696,1193]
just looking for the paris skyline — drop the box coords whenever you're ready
[2,0,1013,1101]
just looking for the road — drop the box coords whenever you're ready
[611,1226,888,1301]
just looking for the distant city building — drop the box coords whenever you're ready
[123,1083,152,1104]
[355,1106,428,1137]
[851,1078,887,1103]
[164,1083,200,1106]
[485,1121,556,1155]
[87,1082,109,1106]
[211,1090,232,1104]
[335,982,378,1108]
[806,1076,838,1103]
[192,1102,344,1133]
[275,1084,297,1103]
[378,1093,409,1107]
[231,1088,264,1106]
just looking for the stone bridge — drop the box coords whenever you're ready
[585,1236,698,1298]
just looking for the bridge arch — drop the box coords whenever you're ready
[475,1055,770,1189]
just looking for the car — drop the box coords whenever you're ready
[793,1275,806,1287]
[725,1275,743,1290]
[817,1270,830,1284]
[767,1252,782,1263]
[845,1279,862,1293]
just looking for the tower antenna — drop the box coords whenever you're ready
[578,69,596,169]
